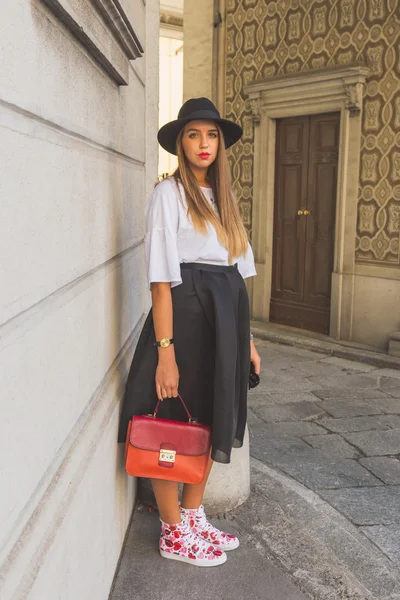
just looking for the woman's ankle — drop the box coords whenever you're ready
[159,512,181,525]
[180,505,201,511]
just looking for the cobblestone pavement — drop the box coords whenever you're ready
[246,338,400,599]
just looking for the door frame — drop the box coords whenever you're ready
[244,64,369,340]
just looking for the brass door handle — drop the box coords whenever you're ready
[297,210,304,216]
[304,210,310,216]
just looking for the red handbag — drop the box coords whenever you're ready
[125,395,211,484]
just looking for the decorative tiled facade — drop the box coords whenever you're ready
[226,0,400,266]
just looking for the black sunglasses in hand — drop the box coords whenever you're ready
[249,362,260,389]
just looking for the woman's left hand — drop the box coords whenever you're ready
[250,340,261,375]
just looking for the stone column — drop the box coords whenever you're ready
[183,0,214,101]
[203,428,251,514]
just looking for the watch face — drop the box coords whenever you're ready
[160,338,170,348]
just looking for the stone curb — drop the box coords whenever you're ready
[242,457,400,600]
[251,322,400,371]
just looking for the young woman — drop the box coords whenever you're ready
[118,97,261,567]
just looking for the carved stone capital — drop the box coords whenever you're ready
[345,82,364,117]
[248,97,261,122]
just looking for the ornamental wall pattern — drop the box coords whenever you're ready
[226,0,400,266]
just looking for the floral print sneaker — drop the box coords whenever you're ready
[159,519,227,567]
[181,504,240,551]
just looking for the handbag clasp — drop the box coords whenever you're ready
[159,449,176,463]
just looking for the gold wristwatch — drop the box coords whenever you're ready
[153,337,174,348]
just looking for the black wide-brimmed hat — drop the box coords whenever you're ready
[157,97,243,155]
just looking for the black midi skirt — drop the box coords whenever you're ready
[118,262,251,464]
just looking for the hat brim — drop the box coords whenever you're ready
[157,115,243,156]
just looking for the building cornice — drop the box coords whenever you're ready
[41,0,144,85]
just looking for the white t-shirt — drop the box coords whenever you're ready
[145,177,257,288]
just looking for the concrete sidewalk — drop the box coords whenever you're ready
[109,507,308,600]
[110,339,400,600]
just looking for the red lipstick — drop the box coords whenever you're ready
[198,153,210,159]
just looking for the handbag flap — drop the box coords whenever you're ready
[129,416,211,456]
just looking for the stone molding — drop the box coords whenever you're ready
[41,0,144,85]
[244,64,369,342]
[160,12,183,29]
[92,0,144,59]
[245,64,369,119]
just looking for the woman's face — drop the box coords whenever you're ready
[181,120,219,171]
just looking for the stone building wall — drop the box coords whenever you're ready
[0,1,159,598]
[225,0,400,269]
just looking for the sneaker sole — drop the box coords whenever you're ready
[160,549,227,567]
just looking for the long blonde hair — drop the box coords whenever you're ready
[173,125,248,261]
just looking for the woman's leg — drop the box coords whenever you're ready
[180,455,239,551]
[181,455,214,509]
[151,480,180,523]
[154,472,227,566]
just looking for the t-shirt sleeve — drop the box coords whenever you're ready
[237,242,257,279]
[144,180,182,288]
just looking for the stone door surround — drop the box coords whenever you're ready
[244,64,369,340]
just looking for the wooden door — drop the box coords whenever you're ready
[270,113,339,334]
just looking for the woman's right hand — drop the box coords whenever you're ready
[155,350,179,400]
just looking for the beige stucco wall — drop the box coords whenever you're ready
[351,273,400,350]
[183,0,214,102]
[0,0,159,598]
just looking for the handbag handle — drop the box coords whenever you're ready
[153,395,193,422]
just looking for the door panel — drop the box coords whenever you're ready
[270,113,340,334]
[304,114,339,312]
[280,165,303,293]
[272,117,309,309]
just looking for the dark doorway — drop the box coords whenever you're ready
[270,113,340,334]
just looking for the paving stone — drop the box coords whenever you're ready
[269,345,323,360]
[249,426,313,457]
[320,356,377,372]
[376,414,400,429]
[307,373,379,390]
[252,401,326,423]
[374,368,400,381]
[251,390,322,406]
[257,374,320,393]
[367,396,400,413]
[380,376,400,392]
[343,430,400,456]
[360,525,400,563]
[360,457,400,485]
[303,434,361,458]
[312,387,387,400]
[248,417,327,438]
[317,415,390,433]
[289,360,345,378]
[386,387,400,399]
[250,423,380,489]
[320,486,400,525]
[315,399,382,418]
[270,456,381,490]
